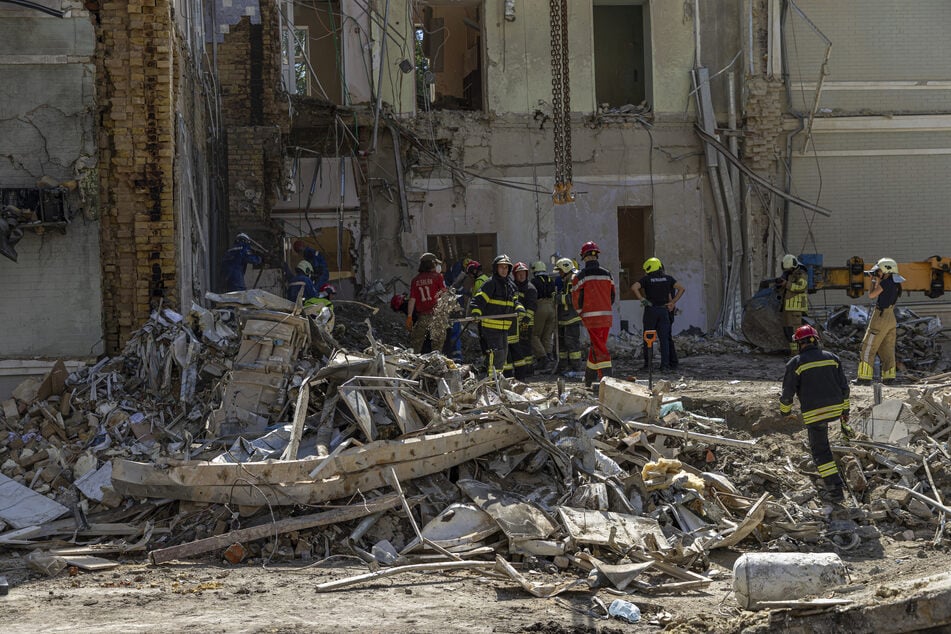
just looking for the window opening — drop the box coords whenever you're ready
[617,206,653,301]
[415,1,483,111]
[593,1,650,111]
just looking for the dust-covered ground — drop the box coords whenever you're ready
[3,324,951,633]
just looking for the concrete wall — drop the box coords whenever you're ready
[0,7,102,360]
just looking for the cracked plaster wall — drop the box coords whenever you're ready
[0,8,102,360]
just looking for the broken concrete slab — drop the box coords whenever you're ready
[0,473,69,529]
[457,479,557,541]
[558,507,670,552]
[598,377,661,422]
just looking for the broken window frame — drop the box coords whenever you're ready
[414,0,485,112]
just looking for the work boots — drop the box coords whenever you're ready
[584,368,597,388]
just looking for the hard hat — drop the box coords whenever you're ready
[580,241,600,258]
[531,261,547,274]
[390,293,405,312]
[420,252,440,263]
[554,257,575,274]
[513,261,529,274]
[782,254,800,271]
[869,257,898,275]
[493,254,513,268]
[320,283,337,295]
[793,324,820,344]
[236,232,251,244]
[643,257,663,273]
[296,259,314,276]
[466,260,482,275]
[292,239,305,252]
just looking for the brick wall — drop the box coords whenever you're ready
[96,0,178,353]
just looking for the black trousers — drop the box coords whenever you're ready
[808,421,844,491]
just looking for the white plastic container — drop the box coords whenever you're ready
[733,552,848,610]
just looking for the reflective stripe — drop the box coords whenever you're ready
[779,402,792,414]
[482,319,514,330]
[587,359,612,370]
[558,317,582,325]
[817,461,839,477]
[802,402,846,424]
[882,367,896,379]
[857,361,873,380]
[580,310,612,318]
[796,359,839,375]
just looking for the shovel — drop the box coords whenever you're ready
[643,330,658,391]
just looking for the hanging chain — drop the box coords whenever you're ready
[550,0,573,203]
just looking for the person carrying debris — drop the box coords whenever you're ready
[553,257,584,374]
[286,260,318,302]
[470,254,524,378]
[292,239,329,289]
[530,261,557,369]
[856,257,904,385]
[631,257,684,372]
[776,254,809,356]
[780,325,853,504]
[510,262,537,381]
[222,233,263,292]
[572,242,616,388]
[406,252,448,353]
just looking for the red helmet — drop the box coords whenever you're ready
[389,293,405,311]
[292,239,305,253]
[513,261,529,274]
[793,324,819,343]
[580,241,600,257]
[320,283,337,296]
[466,260,482,275]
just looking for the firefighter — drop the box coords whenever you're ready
[470,254,523,378]
[776,254,809,356]
[222,233,263,292]
[306,283,337,334]
[510,262,537,381]
[286,259,318,302]
[553,257,583,375]
[857,257,904,385]
[530,261,557,369]
[780,325,853,504]
[406,252,447,354]
[572,241,616,388]
[631,257,684,372]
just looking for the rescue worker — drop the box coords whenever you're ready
[631,257,684,372]
[553,257,583,375]
[306,283,337,334]
[857,257,904,385]
[572,242,616,388]
[470,254,524,378]
[777,254,809,356]
[530,261,557,369]
[780,325,853,504]
[222,233,262,292]
[406,252,447,354]
[510,262,537,381]
[287,259,318,302]
[471,260,489,293]
[292,239,330,289]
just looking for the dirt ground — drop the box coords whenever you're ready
[3,345,951,633]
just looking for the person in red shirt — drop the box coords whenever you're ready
[572,241,616,388]
[406,252,448,353]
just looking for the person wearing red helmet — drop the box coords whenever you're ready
[571,241,616,388]
[779,325,853,504]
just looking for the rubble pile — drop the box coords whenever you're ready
[3,291,951,616]
[824,305,947,374]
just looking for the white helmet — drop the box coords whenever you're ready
[296,260,314,276]
[554,257,575,274]
[781,254,799,271]
[870,257,898,275]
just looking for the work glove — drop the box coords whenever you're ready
[840,411,855,440]
[640,299,650,308]
[404,315,413,331]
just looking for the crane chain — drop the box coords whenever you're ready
[549,0,573,203]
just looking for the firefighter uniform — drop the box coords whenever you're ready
[511,275,537,381]
[780,343,850,502]
[471,271,523,378]
[781,267,809,355]
[555,270,583,373]
[531,267,557,363]
[573,259,616,386]
[858,274,901,382]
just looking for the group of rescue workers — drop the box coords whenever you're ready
[224,229,906,508]
[778,253,905,504]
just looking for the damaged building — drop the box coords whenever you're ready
[2,0,950,384]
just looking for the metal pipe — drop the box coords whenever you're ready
[370,0,392,154]
[693,0,701,67]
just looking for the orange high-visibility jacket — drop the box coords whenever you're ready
[572,260,615,329]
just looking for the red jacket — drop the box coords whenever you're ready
[572,260,615,329]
